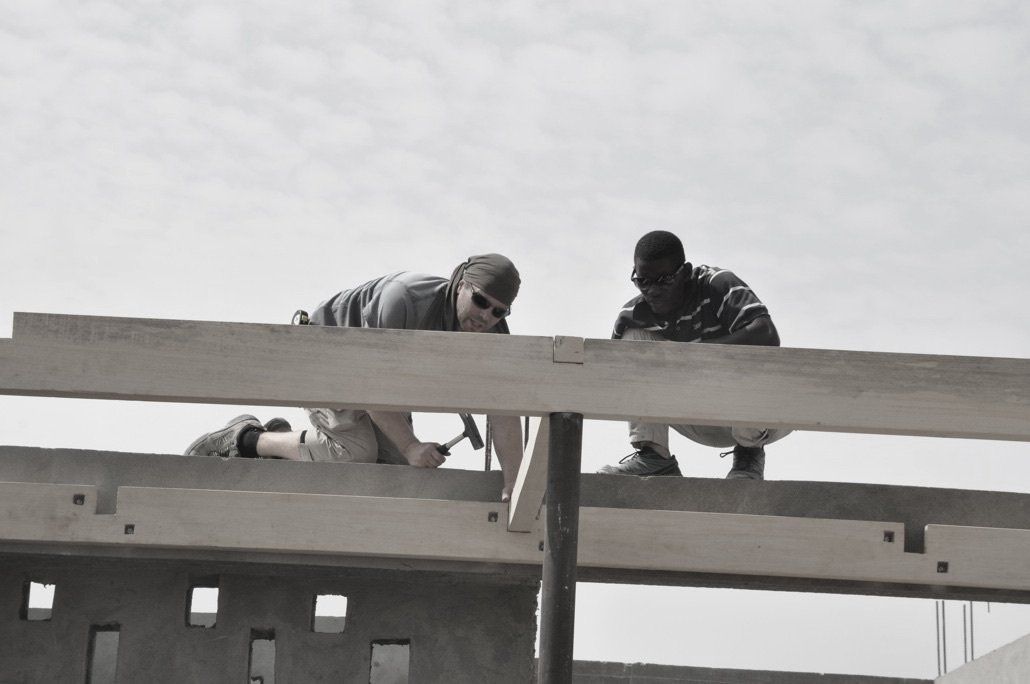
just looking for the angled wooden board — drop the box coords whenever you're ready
[508,417,549,532]
[2,313,1028,440]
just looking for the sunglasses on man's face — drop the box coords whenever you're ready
[471,289,511,318]
[630,263,685,290]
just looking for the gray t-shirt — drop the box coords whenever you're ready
[309,271,511,334]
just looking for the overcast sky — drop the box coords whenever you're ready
[2,1,1029,678]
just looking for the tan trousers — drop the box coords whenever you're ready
[298,408,409,465]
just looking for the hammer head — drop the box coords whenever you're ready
[460,413,485,450]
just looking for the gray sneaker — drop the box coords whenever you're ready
[724,445,765,480]
[184,414,263,458]
[598,449,682,477]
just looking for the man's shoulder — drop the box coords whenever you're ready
[694,264,747,291]
[376,272,447,300]
[617,293,646,318]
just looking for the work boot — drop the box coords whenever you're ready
[597,447,682,477]
[263,417,292,432]
[723,445,765,480]
[184,414,264,458]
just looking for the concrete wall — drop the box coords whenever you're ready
[0,555,538,683]
[935,631,1030,684]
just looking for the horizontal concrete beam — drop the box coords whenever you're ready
[1,313,1028,440]
[1,478,1028,593]
[4,448,1030,601]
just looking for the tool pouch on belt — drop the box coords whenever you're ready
[292,309,310,325]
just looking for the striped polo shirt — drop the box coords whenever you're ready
[612,265,770,342]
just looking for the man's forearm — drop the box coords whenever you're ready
[367,410,418,452]
[703,316,780,346]
[367,410,448,468]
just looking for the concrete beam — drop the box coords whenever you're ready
[3,448,1030,602]
[2,457,1030,595]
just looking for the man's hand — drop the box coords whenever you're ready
[403,441,448,468]
[501,484,513,503]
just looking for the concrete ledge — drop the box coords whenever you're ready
[2,447,1030,602]
[935,631,1030,683]
[572,660,931,683]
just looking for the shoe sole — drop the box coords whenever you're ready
[597,464,683,477]
[184,414,259,456]
[726,471,764,480]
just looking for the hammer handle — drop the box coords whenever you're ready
[438,432,465,453]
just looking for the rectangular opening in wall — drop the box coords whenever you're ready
[248,628,275,684]
[86,624,120,684]
[186,578,219,628]
[20,581,55,621]
[312,594,348,633]
[369,640,410,684]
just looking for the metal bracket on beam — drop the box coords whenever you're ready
[553,336,584,364]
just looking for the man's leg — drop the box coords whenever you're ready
[597,418,683,476]
[184,410,380,462]
[597,327,683,476]
[295,408,382,462]
[671,424,791,480]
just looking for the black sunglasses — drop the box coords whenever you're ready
[630,263,685,290]
[471,288,511,318]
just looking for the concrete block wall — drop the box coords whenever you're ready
[0,555,538,683]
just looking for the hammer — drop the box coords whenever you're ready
[437,413,484,454]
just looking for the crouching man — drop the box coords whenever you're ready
[185,253,524,501]
[598,231,789,480]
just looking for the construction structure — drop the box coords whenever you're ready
[1,312,1029,682]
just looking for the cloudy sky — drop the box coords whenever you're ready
[2,0,1029,678]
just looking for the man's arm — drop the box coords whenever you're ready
[367,410,447,468]
[487,414,524,502]
[702,315,780,346]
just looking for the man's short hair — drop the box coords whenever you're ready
[634,230,685,264]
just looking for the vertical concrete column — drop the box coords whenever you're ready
[538,412,583,684]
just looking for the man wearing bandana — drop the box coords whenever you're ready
[597,231,790,480]
[184,253,524,501]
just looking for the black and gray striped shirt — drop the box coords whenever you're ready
[612,265,770,342]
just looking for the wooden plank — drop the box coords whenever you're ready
[925,524,1030,590]
[577,507,913,583]
[0,482,541,563]
[0,482,100,539]
[2,313,1028,440]
[507,417,549,532]
[3,482,1029,591]
[1,312,554,413]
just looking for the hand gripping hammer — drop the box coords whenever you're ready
[437,413,484,454]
